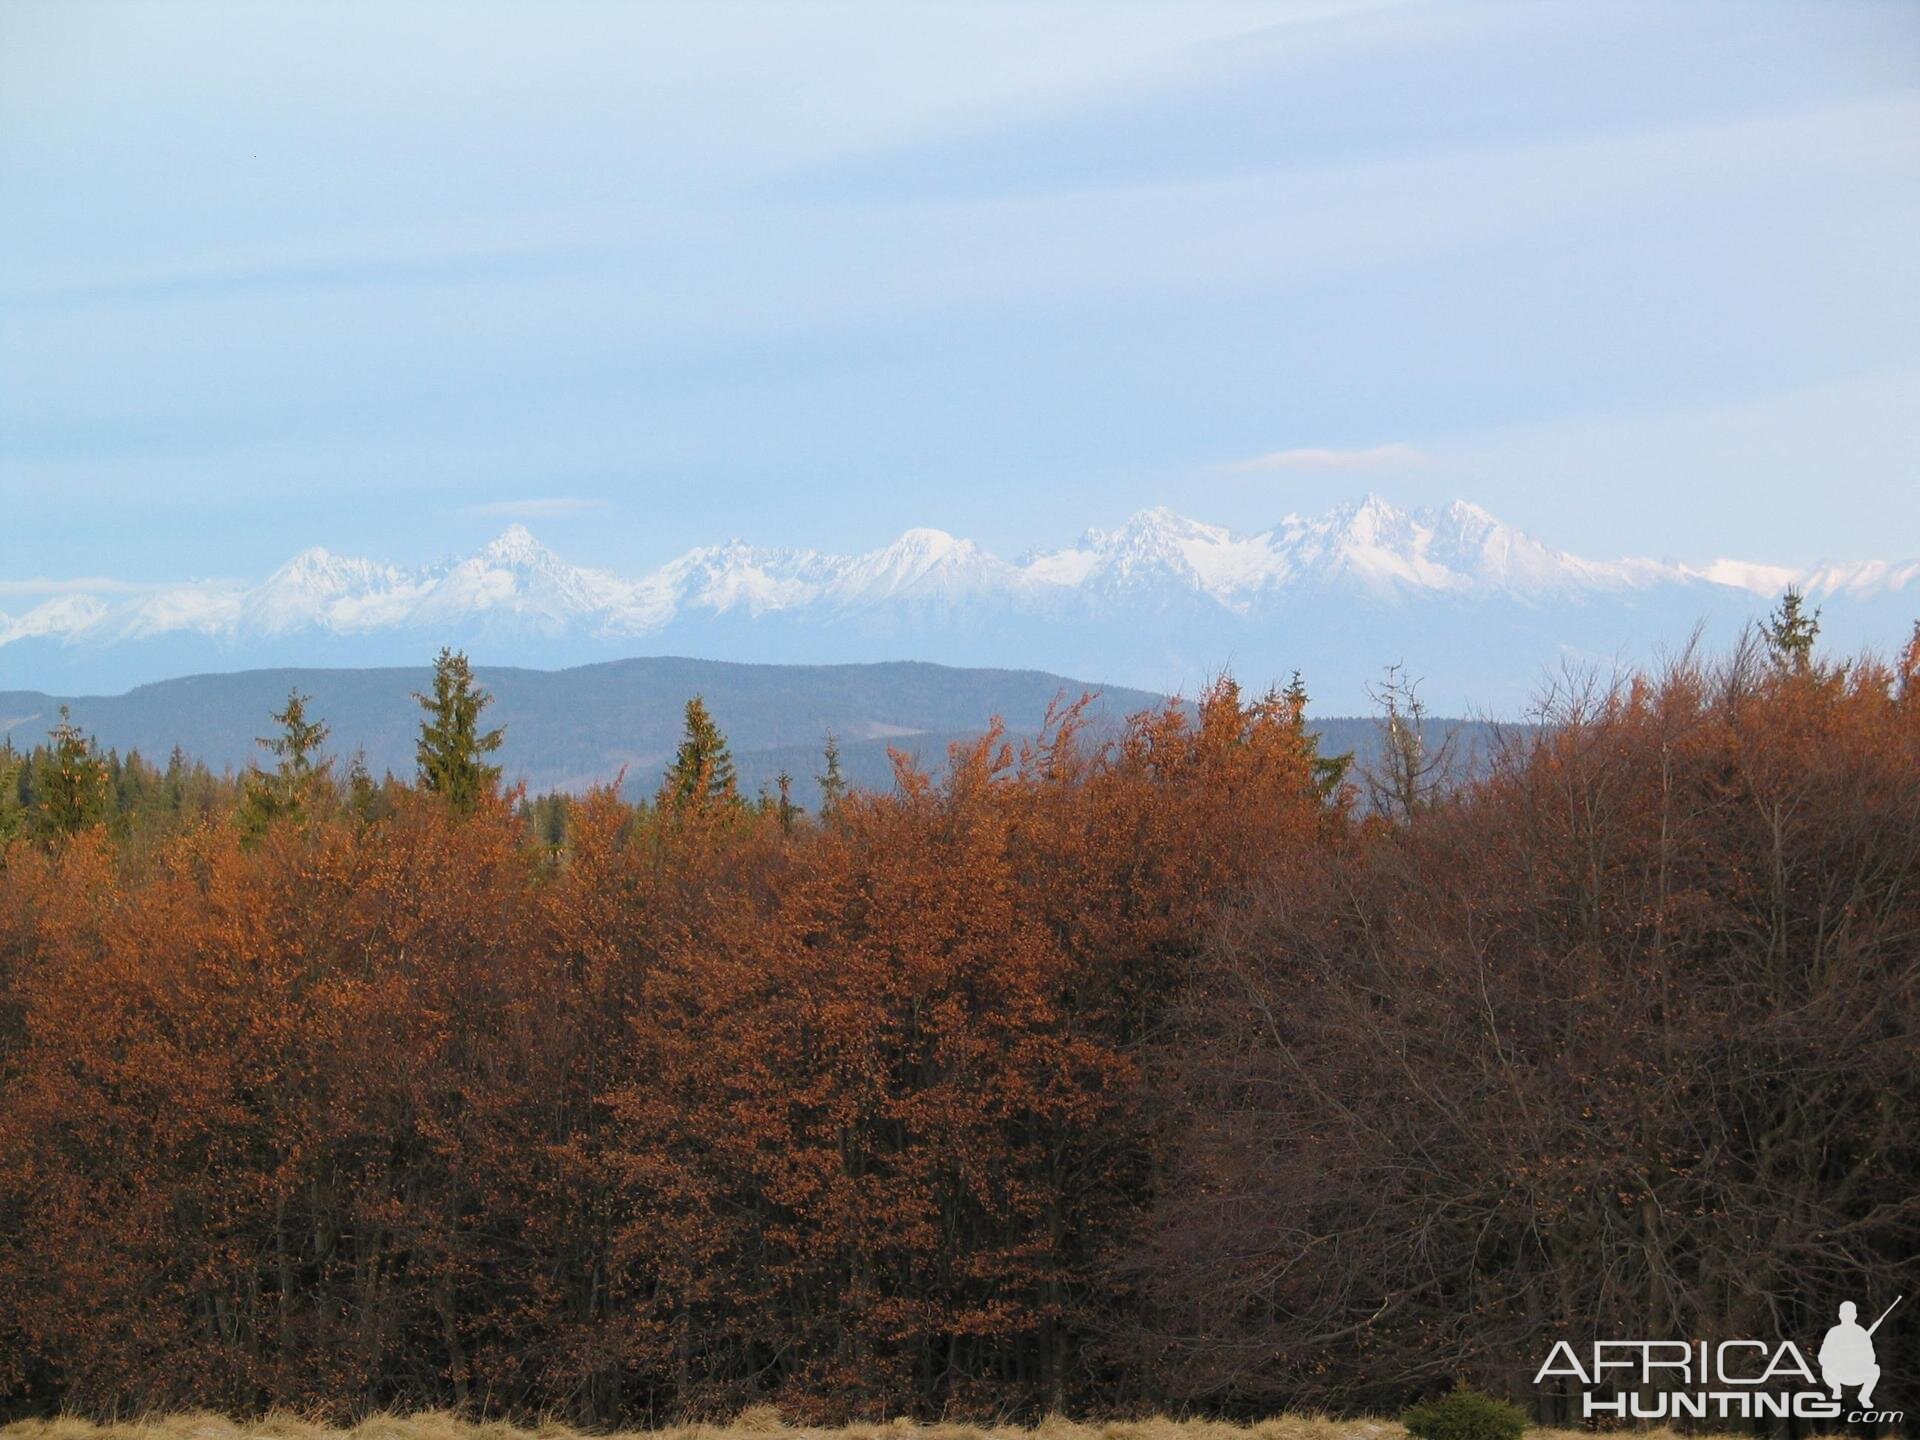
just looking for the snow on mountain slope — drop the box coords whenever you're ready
[1253,495,1663,599]
[3,497,1912,707]
[243,547,415,634]
[4,497,1907,644]
[1796,557,1920,600]
[407,525,638,633]
[1039,507,1282,604]
[824,528,1027,609]
[652,540,825,620]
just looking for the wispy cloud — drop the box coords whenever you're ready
[0,577,197,597]
[1226,443,1428,474]
[465,497,602,519]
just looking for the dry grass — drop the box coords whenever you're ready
[0,1413,1713,1440]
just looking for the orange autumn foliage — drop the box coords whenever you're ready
[1129,650,1920,1414]
[3,656,1915,1423]
[0,684,1335,1422]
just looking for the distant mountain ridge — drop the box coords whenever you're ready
[6,496,1915,708]
[0,656,1492,807]
[0,658,1181,803]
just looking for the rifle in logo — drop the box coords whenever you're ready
[1820,1295,1901,1408]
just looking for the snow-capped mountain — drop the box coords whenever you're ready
[4,499,1914,711]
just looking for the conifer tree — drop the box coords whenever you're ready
[414,648,504,814]
[1763,586,1821,672]
[1281,670,1353,802]
[163,745,190,816]
[36,706,110,839]
[662,695,738,810]
[115,749,152,819]
[239,689,331,834]
[775,770,796,834]
[816,729,847,817]
[0,740,24,845]
[343,749,387,825]
[528,790,569,850]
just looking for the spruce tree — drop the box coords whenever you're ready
[816,729,847,817]
[1763,586,1821,672]
[528,790,569,850]
[344,749,385,825]
[163,745,189,816]
[662,696,738,810]
[239,689,331,833]
[0,740,24,845]
[115,748,152,819]
[414,648,504,814]
[36,706,110,839]
[1281,670,1353,802]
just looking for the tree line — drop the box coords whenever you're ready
[0,608,1914,1425]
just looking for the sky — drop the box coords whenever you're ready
[2,0,1917,584]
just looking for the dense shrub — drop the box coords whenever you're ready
[1129,645,1920,1415]
[1401,1387,1527,1440]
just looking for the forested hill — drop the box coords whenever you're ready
[0,657,1496,806]
[1,657,1161,804]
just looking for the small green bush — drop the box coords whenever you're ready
[1401,1384,1528,1440]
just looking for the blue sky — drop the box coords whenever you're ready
[2,0,1916,582]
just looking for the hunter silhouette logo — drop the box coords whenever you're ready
[1820,1296,1900,1408]
[1534,1294,1905,1423]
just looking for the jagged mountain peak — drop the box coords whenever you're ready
[833,526,1016,607]
[1437,497,1499,528]
[1081,505,1228,549]
[264,544,384,585]
[478,523,559,568]
[889,525,965,551]
[1323,491,1421,545]
[279,543,340,569]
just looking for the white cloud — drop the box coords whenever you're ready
[1226,443,1428,473]
[465,497,601,519]
[0,577,194,597]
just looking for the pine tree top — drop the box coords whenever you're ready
[1763,586,1821,672]
[662,695,739,812]
[414,647,505,815]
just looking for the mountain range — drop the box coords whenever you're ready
[7,496,1915,711]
